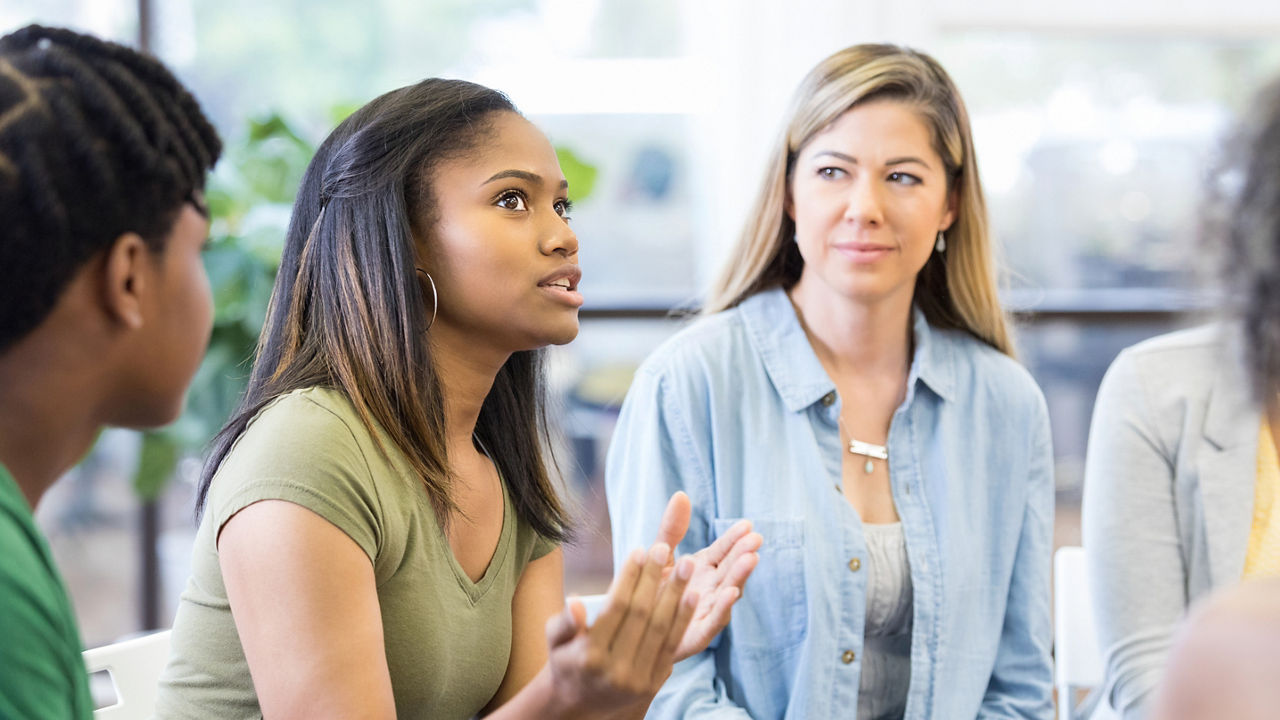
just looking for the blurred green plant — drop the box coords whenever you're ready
[130,112,600,499]
[556,146,599,202]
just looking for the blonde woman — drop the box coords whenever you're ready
[606,44,1053,719]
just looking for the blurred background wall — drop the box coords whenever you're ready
[5,0,1280,650]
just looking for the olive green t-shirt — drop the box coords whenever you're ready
[0,463,94,720]
[155,387,558,719]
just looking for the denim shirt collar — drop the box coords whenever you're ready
[737,287,956,413]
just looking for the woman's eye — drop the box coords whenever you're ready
[497,191,527,211]
[818,167,845,180]
[554,198,574,219]
[888,171,921,186]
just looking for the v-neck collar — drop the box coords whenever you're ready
[436,445,515,605]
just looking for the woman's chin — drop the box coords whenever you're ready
[514,318,581,351]
[544,320,581,347]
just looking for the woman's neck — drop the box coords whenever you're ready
[427,324,508,457]
[787,276,914,382]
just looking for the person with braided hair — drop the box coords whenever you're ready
[0,24,221,719]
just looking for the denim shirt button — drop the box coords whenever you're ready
[842,650,856,664]
[821,391,836,407]
[848,557,861,572]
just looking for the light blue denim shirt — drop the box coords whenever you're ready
[605,287,1054,719]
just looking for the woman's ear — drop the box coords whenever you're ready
[100,232,149,330]
[940,187,959,232]
[408,224,437,276]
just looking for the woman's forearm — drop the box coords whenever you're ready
[485,665,652,720]
[486,650,660,717]
[484,666,565,719]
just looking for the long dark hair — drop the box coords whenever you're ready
[196,78,569,542]
[1207,75,1280,404]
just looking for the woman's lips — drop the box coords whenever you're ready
[833,242,895,263]
[537,266,584,307]
[539,284,585,307]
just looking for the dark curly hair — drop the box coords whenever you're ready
[1206,75,1280,404]
[0,24,222,352]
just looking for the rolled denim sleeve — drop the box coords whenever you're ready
[1082,349,1184,719]
[980,389,1055,719]
[605,363,752,719]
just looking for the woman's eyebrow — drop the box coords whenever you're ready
[811,150,933,170]
[885,156,932,170]
[812,150,857,164]
[481,169,569,190]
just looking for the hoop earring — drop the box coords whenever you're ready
[935,231,947,253]
[416,268,438,330]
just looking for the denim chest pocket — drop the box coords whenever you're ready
[712,517,808,653]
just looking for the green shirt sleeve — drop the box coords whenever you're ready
[207,391,385,563]
[0,468,94,720]
[529,530,559,562]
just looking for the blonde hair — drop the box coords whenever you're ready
[705,44,1014,357]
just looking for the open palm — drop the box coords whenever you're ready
[651,492,762,662]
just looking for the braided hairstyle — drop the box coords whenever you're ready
[0,24,222,352]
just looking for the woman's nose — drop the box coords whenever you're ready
[844,179,884,226]
[541,215,578,257]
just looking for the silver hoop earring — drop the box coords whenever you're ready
[935,231,947,253]
[416,268,438,330]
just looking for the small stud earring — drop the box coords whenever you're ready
[935,231,946,253]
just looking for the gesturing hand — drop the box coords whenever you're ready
[652,492,762,661]
[544,543,699,719]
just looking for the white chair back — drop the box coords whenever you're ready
[83,630,172,720]
[1054,546,1103,720]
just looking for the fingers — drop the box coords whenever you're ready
[568,598,588,629]
[606,543,669,656]
[546,601,585,649]
[654,492,692,562]
[631,555,694,673]
[590,548,645,647]
[691,579,742,640]
[671,548,759,662]
[714,532,762,588]
[653,582,699,685]
[699,518,753,567]
[727,544,760,586]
